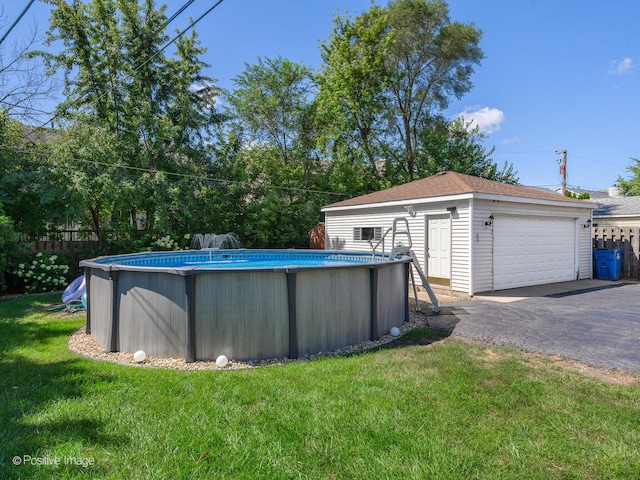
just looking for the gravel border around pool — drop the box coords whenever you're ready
[67,305,438,370]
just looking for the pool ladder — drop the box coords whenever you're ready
[370,217,440,314]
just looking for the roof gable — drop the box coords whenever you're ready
[323,171,591,209]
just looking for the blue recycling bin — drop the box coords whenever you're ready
[593,249,622,281]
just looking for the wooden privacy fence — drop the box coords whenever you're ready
[23,240,98,256]
[592,226,640,280]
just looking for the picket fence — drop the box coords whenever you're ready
[592,226,640,280]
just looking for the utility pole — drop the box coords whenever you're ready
[556,149,567,195]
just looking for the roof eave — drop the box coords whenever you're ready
[593,213,639,219]
[321,193,473,212]
[472,193,596,209]
[322,192,595,212]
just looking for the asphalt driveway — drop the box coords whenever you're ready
[428,280,640,375]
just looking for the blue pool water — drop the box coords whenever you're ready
[93,249,385,270]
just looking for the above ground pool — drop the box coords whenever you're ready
[80,249,412,362]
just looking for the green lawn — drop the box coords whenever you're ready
[1,295,639,479]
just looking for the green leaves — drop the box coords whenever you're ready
[13,252,70,294]
[33,0,223,244]
[318,0,501,184]
[3,0,519,255]
[223,57,326,248]
[616,158,640,196]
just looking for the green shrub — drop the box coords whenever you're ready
[0,214,20,293]
[13,252,70,293]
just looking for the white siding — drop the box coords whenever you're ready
[471,200,593,293]
[578,218,594,280]
[470,200,495,293]
[325,204,419,254]
[448,203,470,294]
[324,196,593,296]
[324,200,471,293]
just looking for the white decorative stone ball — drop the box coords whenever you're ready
[133,350,146,362]
[216,355,229,368]
[390,327,401,337]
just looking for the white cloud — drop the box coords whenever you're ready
[608,57,634,75]
[501,137,519,145]
[456,106,505,135]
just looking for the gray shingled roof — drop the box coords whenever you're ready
[554,186,610,199]
[592,196,640,217]
[323,171,593,209]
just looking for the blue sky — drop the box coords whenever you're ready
[3,0,639,191]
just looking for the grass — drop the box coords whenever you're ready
[1,295,639,479]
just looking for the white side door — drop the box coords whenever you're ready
[425,215,451,286]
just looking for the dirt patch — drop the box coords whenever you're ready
[454,336,638,386]
[527,353,639,386]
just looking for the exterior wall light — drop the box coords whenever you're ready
[405,205,416,217]
[484,214,494,227]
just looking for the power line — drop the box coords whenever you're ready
[158,0,198,35]
[494,149,631,168]
[28,0,226,137]
[492,150,554,155]
[0,0,36,46]
[6,102,196,146]
[570,153,629,168]
[0,147,350,198]
[127,0,225,84]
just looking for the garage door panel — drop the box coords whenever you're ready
[493,216,575,290]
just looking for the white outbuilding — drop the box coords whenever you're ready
[321,171,595,295]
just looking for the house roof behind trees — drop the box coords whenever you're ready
[323,171,594,209]
[553,186,610,199]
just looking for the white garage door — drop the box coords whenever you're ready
[493,215,576,290]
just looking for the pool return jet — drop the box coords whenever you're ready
[369,217,440,314]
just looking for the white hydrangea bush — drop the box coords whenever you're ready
[13,252,70,293]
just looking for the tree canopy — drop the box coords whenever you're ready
[1,0,519,259]
[36,0,223,243]
[616,158,640,196]
[318,0,488,183]
[224,57,331,247]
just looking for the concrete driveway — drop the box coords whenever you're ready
[427,280,640,375]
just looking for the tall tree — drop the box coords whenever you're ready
[385,0,483,181]
[0,111,70,238]
[48,122,128,243]
[0,112,21,291]
[225,57,326,247]
[317,6,390,176]
[318,0,488,183]
[417,116,518,183]
[38,0,222,242]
